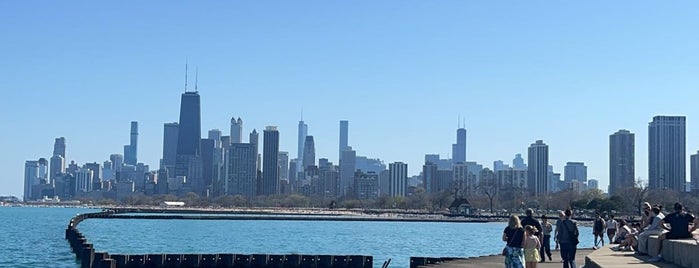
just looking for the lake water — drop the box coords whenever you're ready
[0,207,595,268]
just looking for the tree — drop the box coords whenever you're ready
[429,190,454,211]
[478,176,498,213]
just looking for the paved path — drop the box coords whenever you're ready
[424,249,593,267]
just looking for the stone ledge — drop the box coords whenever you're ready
[584,245,684,268]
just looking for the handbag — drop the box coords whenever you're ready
[503,228,520,256]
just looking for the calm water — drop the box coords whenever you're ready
[0,207,595,268]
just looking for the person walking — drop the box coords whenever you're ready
[592,213,606,248]
[556,209,579,268]
[503,215,525,268]
[539,215,553,262]
[606,215,618,244]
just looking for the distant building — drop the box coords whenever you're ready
[339,120,349,163]
[388,162,408,197]
[648,116,686,191]
[452,127,467,164]
[162,122,179,175]
[512,154,526,170]
[53,137,66,159]
[230,117,243,144]
[124,121,138,166]
[564,162,587,182]
[496,168,527,188]
[302,136,316,169]
[527,140,549,197]
[75,168,93,193]
[110,154,124,173]
[339,148,356,196]
[493,160,509,172]
[424,154,452,170]
[297,120,308,173]
[226,143,257,198]
[175,91,203,193]
[588,179,599,190]
[609,129,635,195]
[260,126,280,196]
[50,155,65,184]
[23,160,40,202]
[354,171,379,200]
[278,152,289,182]
[691,152,699,192]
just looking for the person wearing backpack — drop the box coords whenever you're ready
[556,209,579,268]
[592,212,606,249]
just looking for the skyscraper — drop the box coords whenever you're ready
[110,154,124,173]
[230,117,243,144]
[162,123,179,175]
[513,154,526,170]
[527,140,549,197]
[588,179,599,190]
[648,116,686,191]
[250,129,259,171]
[260,126,280,196]
[200,138,215,191]
[303,136,316,169]
[339,148,356,196]
[388,162,408,197]
[691,152,699,192]
[175,91,202,192]
[208,129,222,147]
[452,127,467,164]
[339,120,349,162]
[49,155,65,184]
[23,160,39,201]
[564,162,587,182]
[124,121,138,165]
[297,120,308,173]
[609,129,635,195]
[227,143,257,198]
[278,152,289,181]
[53,137,66,159]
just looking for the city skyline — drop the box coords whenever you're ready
[3,2,699,197]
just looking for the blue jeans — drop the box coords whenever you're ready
[560,242,577,268]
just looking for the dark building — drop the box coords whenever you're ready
[609,129,635,195]
[527,140,549,197]
[422,162,438,193]
[452,127,467,164]
[162,122,179,176]
[648,116,686,191]
[53,137,66,159]
[303,136,316,169]
[200,138,215,192]
[124,121,138,166]
[175,91,202,193]
[227,143,257,198]
[260,126,280,196]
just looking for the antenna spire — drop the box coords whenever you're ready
[195,67,198,92]
[301,108,304,121]
[184,62,188,93]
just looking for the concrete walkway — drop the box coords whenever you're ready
[426,246,686,268]
[424,249,593,267]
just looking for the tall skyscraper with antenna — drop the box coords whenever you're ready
[297,115,308,173]
[452,117,467,164]
[175,64,203,193]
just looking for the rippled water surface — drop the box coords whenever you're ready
[1,207,595,268]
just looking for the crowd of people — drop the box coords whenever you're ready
[502,202,698,268]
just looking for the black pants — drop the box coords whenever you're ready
[560,242,577,268]
[540,235,551,260]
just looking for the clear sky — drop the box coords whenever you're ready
[2,1,699,198]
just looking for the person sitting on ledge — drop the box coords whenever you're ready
[648,202,698,262]
[635,206,664,256]
[611,220,632,251]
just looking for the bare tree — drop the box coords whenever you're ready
[478,170,498,213]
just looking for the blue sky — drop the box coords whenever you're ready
[2,1,699,198]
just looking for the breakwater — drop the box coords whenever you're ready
[65,209,375,268]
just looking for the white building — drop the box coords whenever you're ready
[388,162,408,197]
[75,168,94,193]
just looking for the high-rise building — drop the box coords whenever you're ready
[288,159,298,184]
[527,140,549,197]
[388,162,408,197]
[75,168,93,193]
[278,152,289,181]
[339,120,349,162]
[226,143,257,198]
[162,123,179,175]
[452,127,467,164]
[175,91,201,173]
[297,120,308,173]
[354,171,379,200]
[110,154,124,173]
[230,117,243,144]
[564,162,587,182]
[23,160,40,201]
[691,152,699,192]
[513,154,526,170]
[83,162,102,182]
[53,137,66,159]
[648,116,686,191]
[200,138,215,192]
[250,129,259,170]
[49,155,65,183]
[339,148,356,196]
[124,121,138,165]
[208,129,222,147]
[260,126,280,196]
[175,91,202,192]
[609,129,635,195]
[493,160,509,171]
[303,136,316,169]
[588,179,599,190]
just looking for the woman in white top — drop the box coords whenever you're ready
[606,215,618,243]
